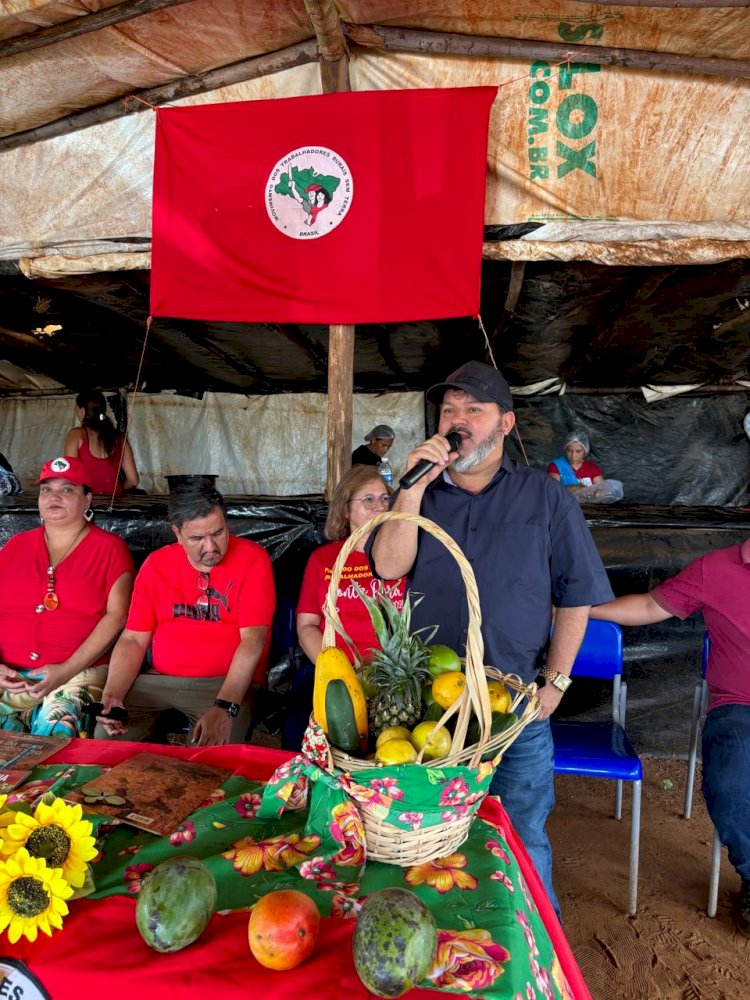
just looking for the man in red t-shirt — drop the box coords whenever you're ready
[98,485,275,745]
[590,540,750,936]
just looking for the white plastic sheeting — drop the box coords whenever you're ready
[2,37,750,264]
[0,390,425,495]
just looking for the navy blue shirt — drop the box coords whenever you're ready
[370,454,613,684]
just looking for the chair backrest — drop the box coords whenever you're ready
[569,619,623,681]
[272,593,296,654]
[702,631,710,680]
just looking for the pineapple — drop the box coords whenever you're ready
[357,587,436,738]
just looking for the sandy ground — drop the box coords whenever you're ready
[551,758,750,1000]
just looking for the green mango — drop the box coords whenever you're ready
[136,856,217,953]
[353,888,437,998]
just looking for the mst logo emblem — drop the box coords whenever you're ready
[50,458,70,473]
[266,146,353,240]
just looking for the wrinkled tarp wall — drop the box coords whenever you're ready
[500,393,750,507]
[3,9,750,261]
[0,391,425,494]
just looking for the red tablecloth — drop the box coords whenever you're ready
[0,740,591,1000]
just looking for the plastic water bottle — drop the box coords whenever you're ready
[377,458,393,487]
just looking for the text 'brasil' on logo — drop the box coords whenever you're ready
[266,146,353,240]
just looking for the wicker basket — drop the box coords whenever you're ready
[314,510,540,865]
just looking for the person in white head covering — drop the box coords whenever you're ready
[547,430,604,491]
[351,424,395,467]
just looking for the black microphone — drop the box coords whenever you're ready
[399,431,462,490]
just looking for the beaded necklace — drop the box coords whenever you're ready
[38,524,88,612]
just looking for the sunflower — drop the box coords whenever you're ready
[0,848,72,943]
[1,798,96,888]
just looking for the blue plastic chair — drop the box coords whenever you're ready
[683,632,722,917]
[551,619,643,916]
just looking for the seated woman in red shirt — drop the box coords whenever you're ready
[546,431,604,492]
[297,465,406,666]
[64,389,139,496]
[0,456,134,736]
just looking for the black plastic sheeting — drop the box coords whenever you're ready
[4,490,748,622]
[0,494,328,605]
[500,393,750,506]
[3,490,750,753]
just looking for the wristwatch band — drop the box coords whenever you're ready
[539,667,572,693]
[214,698,241,718]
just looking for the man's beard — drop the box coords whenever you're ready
[451,426,504,472]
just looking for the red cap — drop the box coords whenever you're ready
[36,456,89,487]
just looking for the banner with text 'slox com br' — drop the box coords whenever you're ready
[150,87,496,325]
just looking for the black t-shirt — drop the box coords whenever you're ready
[351,444,380,467]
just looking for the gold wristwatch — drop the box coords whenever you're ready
[539,667,572,693]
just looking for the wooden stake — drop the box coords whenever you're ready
[326,325,355,499]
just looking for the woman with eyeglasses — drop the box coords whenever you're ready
[296,465,406,667]
[0,456,133,736]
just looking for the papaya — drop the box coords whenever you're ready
[352,887,437,998]
[135,856,217,953]
[312,646,368,752]
[326,679,361,755]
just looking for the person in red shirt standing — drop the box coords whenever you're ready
[0,456,133,735]
[590,544,750,936]
[98,484,275,745]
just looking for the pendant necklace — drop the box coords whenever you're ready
[39,524,88,612]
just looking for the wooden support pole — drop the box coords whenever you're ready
[303,0,350,94]
[0,40,319,152]
[0,0,197,60]
[326,324,355,499]
[345,24,750,81]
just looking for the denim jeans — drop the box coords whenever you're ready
[702,704,750,882]
[490,718,561,919]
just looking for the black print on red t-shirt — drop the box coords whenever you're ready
[173,582,234,621]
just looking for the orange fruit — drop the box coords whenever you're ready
[248,890,320,970]
[410,721,452,761]
[431,671,466,709]
[487,681,512,714]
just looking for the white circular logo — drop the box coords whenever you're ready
[266,146,353,240]
[51,457,70,472]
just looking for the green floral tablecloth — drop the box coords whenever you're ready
[9,762,574,1000]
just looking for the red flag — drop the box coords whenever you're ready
[150,88,495,324]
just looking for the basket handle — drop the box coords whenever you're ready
[322,510,493,759]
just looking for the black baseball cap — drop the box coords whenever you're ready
[427,360,514,412]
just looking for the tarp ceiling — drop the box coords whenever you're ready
[0,0,749,394]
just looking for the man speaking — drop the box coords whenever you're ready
[370,360,613,917]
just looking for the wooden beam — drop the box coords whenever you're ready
[302,4,352,498]
[0,39,319,151]
[483,239,750,265]
[326,324,355,499]
[303,0,350,94]
[567,0,749,6]
[0,0,196,60]
[345,24,750,81]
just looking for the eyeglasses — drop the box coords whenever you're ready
[196,572,214,621]
[350,493,390,510]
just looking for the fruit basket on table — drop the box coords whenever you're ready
[312,510,540,866]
